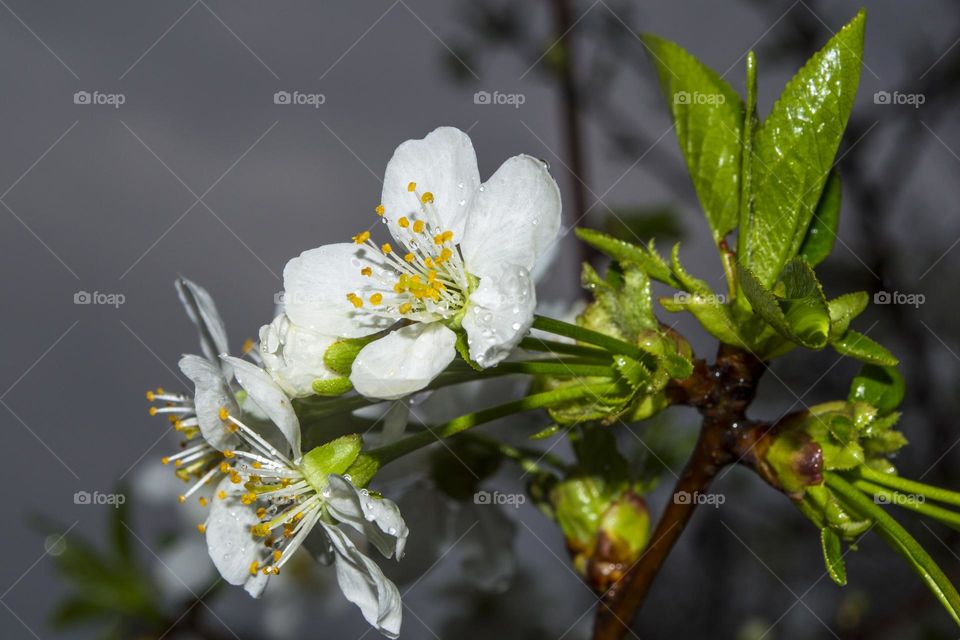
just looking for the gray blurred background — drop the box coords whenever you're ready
[2,1,959,638]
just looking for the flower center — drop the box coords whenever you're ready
[348,182,470,321]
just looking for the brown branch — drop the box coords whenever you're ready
[593,345,766,640]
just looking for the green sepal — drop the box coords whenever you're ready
[344,453,380,488]
[301,434,363,490]
[311,377,353,396]
[821,527,848,586]
[324,337,375,376]
[454,330,483,371]
[529,424,561,440]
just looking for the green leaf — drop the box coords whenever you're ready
[643,34,744,240]
[828,291,869,339]
[579,263,658,344]
[832,330,899,366]
[742,11,865,285]
[849,365,905,414]
[660,292,750,348]
[575,228,678,287]
[821,528,848,586]
[800,170,842,266]
[738,258,830,348]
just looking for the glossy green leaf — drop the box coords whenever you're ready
[800,170,841,266]
[832,330,899,366]
[575,228,678,287]
[849,364,905,414]
[738,258,830,348]
[821,528,848,586]
[828,291,869,339]
[643,35,744,240]
[742,11,865,285]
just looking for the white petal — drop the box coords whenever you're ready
[175,278,232,378]
[460,155,561,278]
[380,401,410,445]
[283,243,399,338]
[259,313,338,398]
[221,356,301,459]
[382,126,479,241]
[324,474,409,559]
[322,522,402,638]
[179,355,239,451]
[350,323,457,400]
[205,477,269,595]
[462,264,536,368]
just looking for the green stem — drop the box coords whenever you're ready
[850,478,960,531]
[851,467,960,509]
[369,382,619,465]
[532,315,647,362]
[464,432,568,475]
[826,473,960,625]
[519,337,611,360]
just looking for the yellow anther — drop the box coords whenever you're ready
[346,293,364,308]
[230,472,242,484]
[197,523,207,534]
[199,496,208,507]
[249,560,260,576]
[273,550,283,562]
[149,407,158,416]
[219,407,230,421]
[161,456,170,465]
[252,461,262,469]
[220,462,231,474]
[370,293,383,305]
[375,204,385,216]
[442,230,454,242]
[421,191,434,204]
[174,460,182,467]
[223,449,235,458]
[428,270,437,282]
[440,248,453,262]
[251,523,270,537]
[404,253,415,263]
[241,492,257,505]
[398,216,409,228]
[178,495,186,504]
[242,338,255,354]
[413,219,426,233]
[226,422,238,433]
[399,302,413,314]
[361,266,372,277]
[218,490,227,500]
[146,390,155,401]
[433,234,444,245]
[381,243,393,254]
[424,257,435,267]
[407,181,417,192]
[352,230,371,244]
[256,507,267,518]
